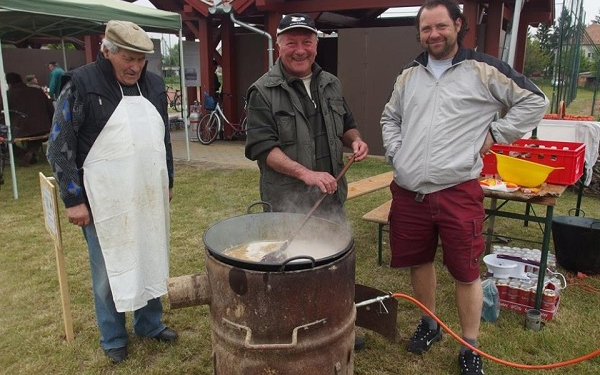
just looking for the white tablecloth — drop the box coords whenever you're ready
[527,119,600,186]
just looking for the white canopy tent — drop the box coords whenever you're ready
[0,0,187,199]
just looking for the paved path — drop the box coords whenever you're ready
[169,129,257,169]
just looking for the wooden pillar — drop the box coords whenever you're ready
[462,0,478,49]
[198,17,213,114]
[484,2,504,58]
[221,16,237,139]
[84,35,101,63]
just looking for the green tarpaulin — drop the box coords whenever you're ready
[0,0,181,43]
[0,0,182,199]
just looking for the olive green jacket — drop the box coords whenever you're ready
[245,60,356,220]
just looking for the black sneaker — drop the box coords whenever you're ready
[458,349,485,375]
[407,318,442,354]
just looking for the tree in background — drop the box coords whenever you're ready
[524,36,553,76]
[579,50,592,73]
[161,42,180,84]
[591,48,600,117]
[592,49,600,77]
[535,23,557,58]
[531,23,558,78]
[162,42,179,69]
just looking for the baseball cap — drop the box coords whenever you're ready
[104,20,154,54]
[276,14,317,36]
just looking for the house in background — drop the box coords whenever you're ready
[580,24,600,88]
[578,71,596,88]
[582,23,600,59]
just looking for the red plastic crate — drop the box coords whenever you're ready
[499,296,560,321]
[481,139,585,185]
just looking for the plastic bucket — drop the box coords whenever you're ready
[552,212,600,275]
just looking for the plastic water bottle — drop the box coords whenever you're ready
[481,278,500,323]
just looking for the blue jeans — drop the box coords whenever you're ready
[83,222,165,350]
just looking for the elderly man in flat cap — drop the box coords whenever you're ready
[47,20,177,364]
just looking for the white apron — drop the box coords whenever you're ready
[83,90,170,313]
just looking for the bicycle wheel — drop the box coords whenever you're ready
[230,116,248,140]
[197,113,220,145]
[173,95,182,112]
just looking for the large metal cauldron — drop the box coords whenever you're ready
[168,212,356,375]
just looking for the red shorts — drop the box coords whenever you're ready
[388,180,485,283]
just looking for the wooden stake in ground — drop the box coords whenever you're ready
[39,172,74,342]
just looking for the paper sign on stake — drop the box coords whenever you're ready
[39,172,74,342]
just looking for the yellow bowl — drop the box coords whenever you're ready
[493,152,560,188]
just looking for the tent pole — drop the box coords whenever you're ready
[178,29,190,162]
[61,38,67,69]
[0,38,19,199]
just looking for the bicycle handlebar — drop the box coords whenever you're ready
[220,92,246,100]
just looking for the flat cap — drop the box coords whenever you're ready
[105,20,154,54]
[276,14,317,36]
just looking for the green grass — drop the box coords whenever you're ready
[1,155,599,374]
[532,78,600,119]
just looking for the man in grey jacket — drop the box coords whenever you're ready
[380,1,548,374]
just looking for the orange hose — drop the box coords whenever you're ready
[392,293,600,369]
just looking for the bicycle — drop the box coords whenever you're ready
[166,86,182,112]
[197,92,247,145]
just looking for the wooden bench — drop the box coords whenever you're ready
[361,199,391,266]
[346,171,393,265]
[13,134,49,143]
[9,134,50,163]
[347,170,393,200]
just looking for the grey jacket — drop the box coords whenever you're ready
[381,47,549,194]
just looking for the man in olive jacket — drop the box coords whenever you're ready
[245,13,368,225]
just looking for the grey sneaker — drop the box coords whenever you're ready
[458,349,485,375]
[407,318,442,354]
